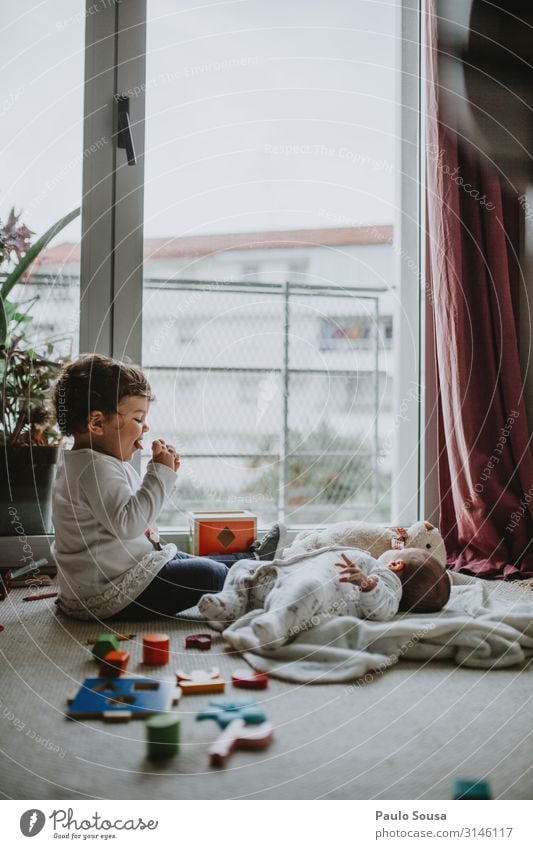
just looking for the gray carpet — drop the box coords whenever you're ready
[1,577,533,800]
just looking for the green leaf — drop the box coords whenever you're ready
[1,207,80,300]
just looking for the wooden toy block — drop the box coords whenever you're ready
[208,718,274,767]
[143,633,170,665]
[232,668,269,690]
[99,650,130,678]
[176,667,226,695]
[92,633,120,661]
[453,779,492,800]
[210,697,256,710]
[188,510,256,556]
[185,633,212,650]
[87,633,135,645]
[66,678,180,721]
[145,713,180,760]
[197,700,266,729]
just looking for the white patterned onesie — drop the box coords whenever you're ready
[199,545,403,648]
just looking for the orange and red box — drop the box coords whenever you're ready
[188,511,257,556]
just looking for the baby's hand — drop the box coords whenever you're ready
[336,552,378,592]
[152,439,180,472]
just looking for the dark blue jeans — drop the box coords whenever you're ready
[113,550,252,621]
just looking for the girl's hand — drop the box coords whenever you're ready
[336,552,378,592]
[166,443,181,472]
[152,439,180,471]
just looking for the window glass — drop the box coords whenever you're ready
[143,0,398,527]
[1,2,84,360]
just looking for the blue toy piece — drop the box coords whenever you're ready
[209,697,256,711]
[196,698,267,729]
[453,779,492,800]
[66,678,178,721]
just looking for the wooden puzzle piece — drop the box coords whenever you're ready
[99,650,130,677]
[92,633,120,661]
[232,667,269,690]
[87,633,135,645]
[453,779,492,800]
[146,713,180,760]
[209,697,256,710]
[197,699,266,728]
[66,677,180,721]
[176,667,225,695]
[185,633,212,650]
[208,718,274,767]
[143,633,170,665]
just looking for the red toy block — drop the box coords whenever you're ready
[232,668,269,690]
[143,633,170,665]
[99,650,130,677]
[209,718,274,767]
[185,633,212,651]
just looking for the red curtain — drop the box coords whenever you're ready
[426,5,533,578]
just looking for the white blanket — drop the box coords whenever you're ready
[222,570,533,683]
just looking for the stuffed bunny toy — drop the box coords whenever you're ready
[284,520,447,567]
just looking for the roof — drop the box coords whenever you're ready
[37,225,393,266]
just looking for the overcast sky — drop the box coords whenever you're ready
[1,0,397,245]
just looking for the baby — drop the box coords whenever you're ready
[199,546,450,648]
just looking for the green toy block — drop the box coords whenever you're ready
[453,779,492,800]
[92,633,120,661]
[146,713,180,760]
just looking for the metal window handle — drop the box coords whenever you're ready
[116,95,136,166]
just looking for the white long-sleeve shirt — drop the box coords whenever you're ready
[51,448,177,620]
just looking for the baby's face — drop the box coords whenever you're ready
[378,549,407,571]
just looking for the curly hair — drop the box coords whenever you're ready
[53,353,155,436]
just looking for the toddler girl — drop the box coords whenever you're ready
[51,354,256,621]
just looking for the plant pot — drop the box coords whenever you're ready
[0,445,60,536]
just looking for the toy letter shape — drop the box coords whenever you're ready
[208,717,274,767]
[232,668,269,689]
[185,633,212,650]
[176,668,226,695]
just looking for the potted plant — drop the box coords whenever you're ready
[0,207,80,535]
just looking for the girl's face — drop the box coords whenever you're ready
[90,395,151,461]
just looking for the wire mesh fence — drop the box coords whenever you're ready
[142,277,395,527]
[6,272,396,528]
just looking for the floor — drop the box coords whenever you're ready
[1,583,533,800]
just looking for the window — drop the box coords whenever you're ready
[1,2,84,360]
[80,0,422,529]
